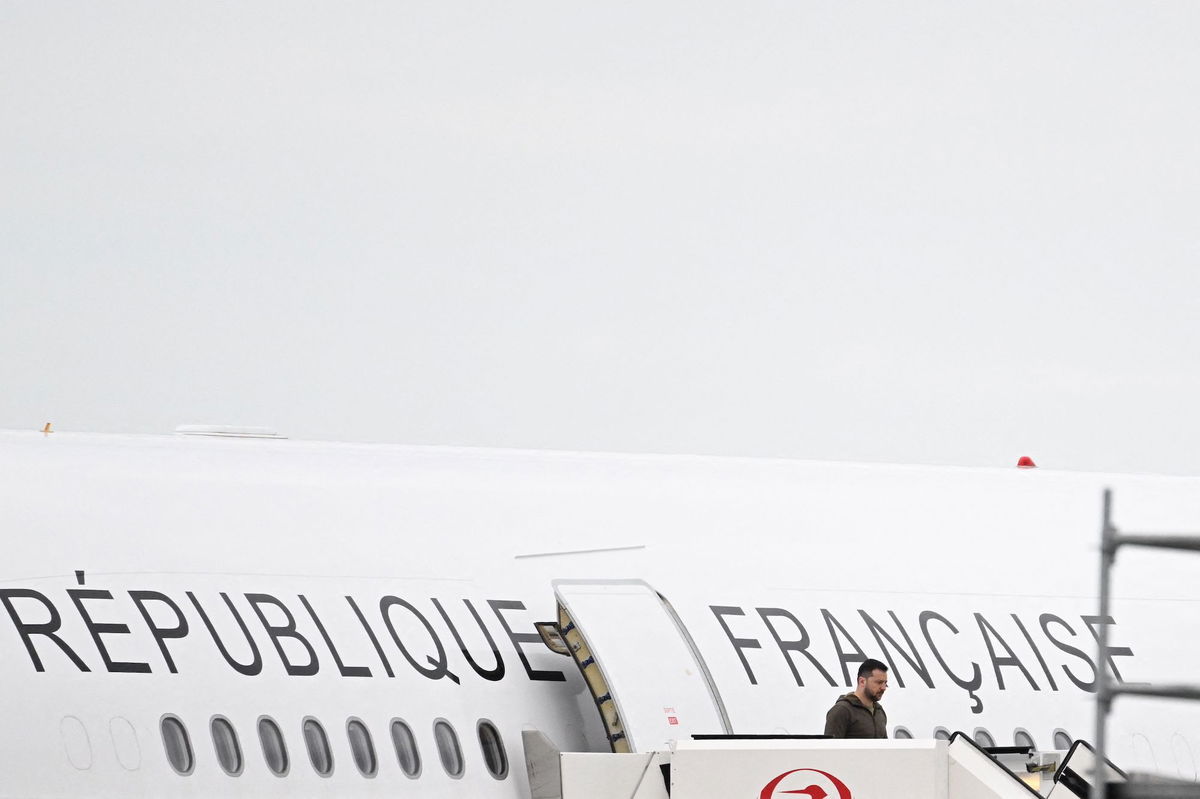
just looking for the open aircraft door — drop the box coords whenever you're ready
[550,579,732,754]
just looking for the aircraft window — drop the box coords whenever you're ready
[477,719,508,779]
[391,718,422,778]
[303,717,334,777]
[110,717,142,771]
[160,715,194,776]
[60,716,93,771]
[257,716,289,776]
[1014,729,1036,750]
[1053,729,1073,750]
[347,718,377,778]
[933,727,951,741]
[893,726,913,740]
[433,719,464,778]
[1132,732,1156,771]
[1171,732,1195,780]
[973,728,996,748]
[210,716,243,776]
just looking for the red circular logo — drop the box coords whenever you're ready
[760,768,853,799]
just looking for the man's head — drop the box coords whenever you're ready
[856,659,889,704]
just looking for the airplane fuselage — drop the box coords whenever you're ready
[1,431,1196,796]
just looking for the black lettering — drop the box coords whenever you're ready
[432,598,504,681]
[0,589,90,672]
[974,613,1039,690]
[129,591,189,674]
[1082,615,1135,684]
[68,589,151,673]
[1012,613,1058,691]
[821,609,868,686]
[711,606,762,685]
[919,610,983,712]
[187,591,263,676]
[381,596,456,682]
[245,593,319,676]
[488,599,566,682]
[1039,613,1097,692]
[756,607,835,687]
[298,595,369,677]
[858,610,934,689]
[347,596,393,677]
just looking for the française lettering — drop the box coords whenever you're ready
[704,603,1132,712]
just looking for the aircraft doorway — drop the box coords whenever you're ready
[547,580,732,754]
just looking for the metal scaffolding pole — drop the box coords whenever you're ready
[1093,489,1200,799]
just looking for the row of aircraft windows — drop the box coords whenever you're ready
[159,714,1064,778]
[892,726,1073,750]
[160,715,509,781]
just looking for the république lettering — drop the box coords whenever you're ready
[0,586,565,683]
[710,605,1135,712]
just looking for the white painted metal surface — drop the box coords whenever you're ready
[671,739,948,799]
[560,753,668,799]
[1046,744,1126,799]
[948,737,1040,798]
[552,739,1064,799]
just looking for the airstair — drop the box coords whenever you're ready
[526,579,1147,799]
[523,729,1123,799]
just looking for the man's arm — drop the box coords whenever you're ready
[824,703,849,738]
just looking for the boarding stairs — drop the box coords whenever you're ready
[523,730,1125,799]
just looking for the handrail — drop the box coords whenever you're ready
[1107,684,1200,702]
[690,734,830,740]
[1054,739,1128,785]
[1107,783,1200,798]
[983,746,1033,756]
[1104,534,1200,553]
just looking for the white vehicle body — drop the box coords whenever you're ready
[0,430,1197,797]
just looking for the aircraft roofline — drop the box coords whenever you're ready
[0,427,1191,482]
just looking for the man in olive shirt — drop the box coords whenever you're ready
[824,659,889,738]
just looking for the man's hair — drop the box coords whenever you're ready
[857,659,889,679]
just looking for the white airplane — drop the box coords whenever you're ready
[0,428,1197,797]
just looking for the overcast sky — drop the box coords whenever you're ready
[3,2,1200,474]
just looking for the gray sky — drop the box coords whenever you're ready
[3,2,1200,474]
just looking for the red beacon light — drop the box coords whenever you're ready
[1016,456,1037,469]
